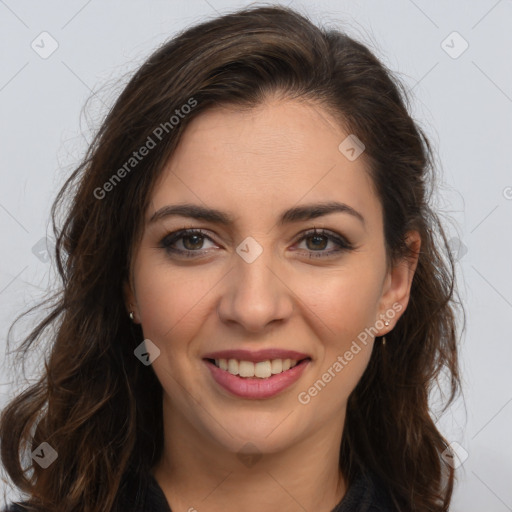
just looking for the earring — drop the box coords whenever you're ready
[129,311,135,322]
[382,318,390,345]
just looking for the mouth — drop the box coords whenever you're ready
[204,357,312,379]
[203,357,312,399]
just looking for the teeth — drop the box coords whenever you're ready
[213,358,300,378]
[255,361,272,378]
[271,359,282,374]
[239,360,254,377]
[228,358,238,375]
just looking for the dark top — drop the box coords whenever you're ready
[3,470,396,511]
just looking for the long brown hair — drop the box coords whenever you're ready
[1,5,463,511]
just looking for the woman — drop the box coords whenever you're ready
[0,5,462,512]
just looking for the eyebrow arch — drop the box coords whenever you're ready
[148,201,365,227]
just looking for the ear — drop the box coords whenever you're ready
[123,279,140,324]
[376,230,421,335]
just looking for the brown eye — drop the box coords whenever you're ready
[160,229,217,257]
[295,228,354,258]
[304,233,328,251]
[181,233,206,250]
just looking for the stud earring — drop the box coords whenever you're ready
[129,311,135,321]
[384,319,390,326]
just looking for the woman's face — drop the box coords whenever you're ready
[126,98,418,455]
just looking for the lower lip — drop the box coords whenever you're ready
[204,359,311,399]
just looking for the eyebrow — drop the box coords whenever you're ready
[148,201,365,227]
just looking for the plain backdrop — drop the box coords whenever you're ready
[1,1,511,510]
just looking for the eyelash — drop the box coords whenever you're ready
[159,227,354,259]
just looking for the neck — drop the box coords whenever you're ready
[152,398,347,512]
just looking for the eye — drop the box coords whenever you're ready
[159,227,354,259]
[294,227,354,258]
[160,229,217,257]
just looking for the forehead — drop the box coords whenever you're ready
[149,99,382,232]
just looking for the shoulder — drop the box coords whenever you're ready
[1,470,166,512]
[332,470,397,512]
[362,471,397,512]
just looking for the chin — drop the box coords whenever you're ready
[201,413,303,455]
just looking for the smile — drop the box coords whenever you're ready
[210,357,301,378]
[203,357,311,399]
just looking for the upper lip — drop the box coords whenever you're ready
[202,349,311,363]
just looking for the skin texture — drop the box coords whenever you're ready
[124,98,420,512]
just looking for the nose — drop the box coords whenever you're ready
[216,241,294,333]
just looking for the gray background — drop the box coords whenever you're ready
[1,0,511,509]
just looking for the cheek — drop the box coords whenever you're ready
[133,257,215,342]
[297,263,384,342]
[296,273,378,414]
[134,242,385,346]
[292,262,382,401]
